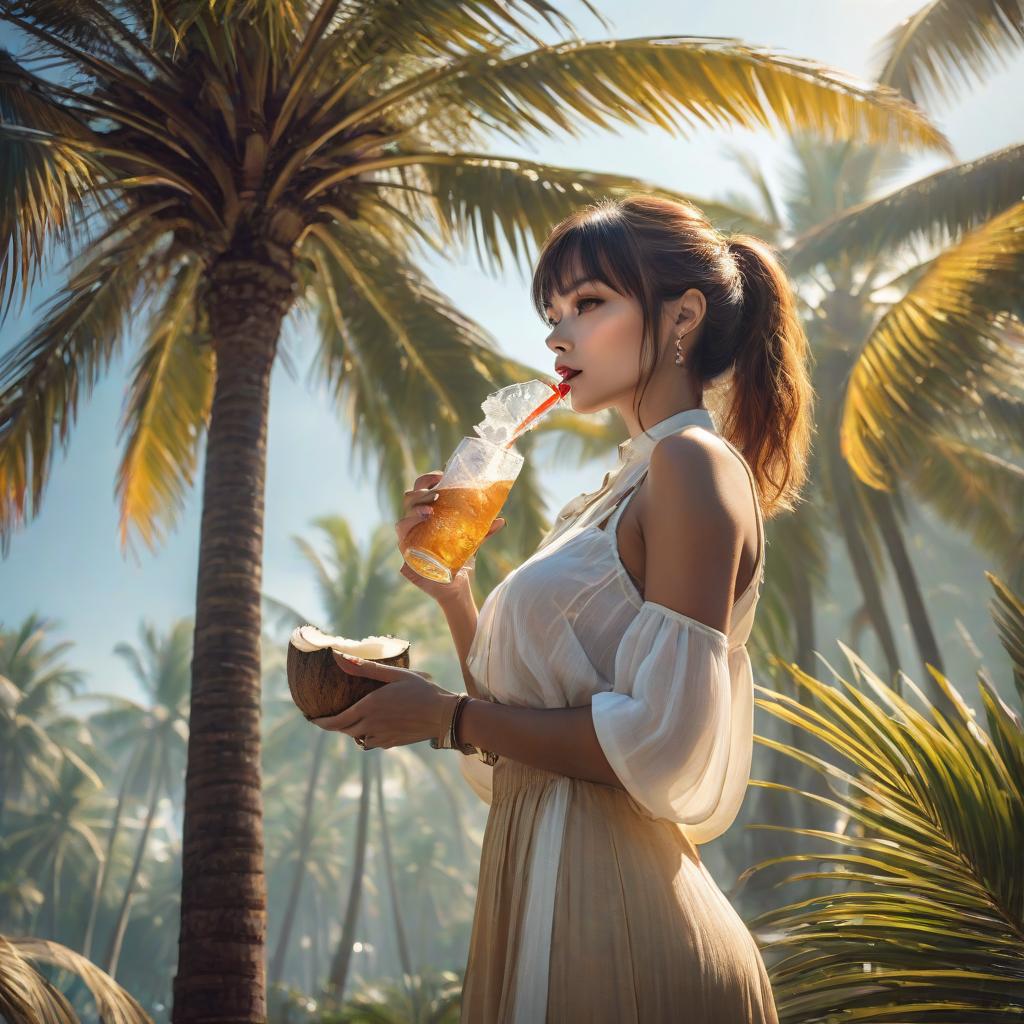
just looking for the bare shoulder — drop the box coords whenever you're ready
[639,428,744,636]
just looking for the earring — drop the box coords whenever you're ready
[674,334,686,367]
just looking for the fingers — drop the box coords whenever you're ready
[395,502,435,544]
[402,473,444,513]
[413,471,443,490]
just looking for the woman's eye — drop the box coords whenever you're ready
[546,297,600,328]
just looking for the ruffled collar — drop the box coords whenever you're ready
[547,407,717,535]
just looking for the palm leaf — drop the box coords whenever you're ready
[0,50,99,322]
[341,35,952,157]
[986,571,1024,706]
[0,219,171,551]
[741,608,1024,1021]
[303,220,552,591]
[786,142,1024,274]
[278,33,952,213]
[840,200,1024,490]
[115,260,214,557]
[902,431,1024,572]
[332,0,610,64]
[0,931,154,1024]
[873,0,1024,109]
[340,152,768,278]
[2,0,165,73]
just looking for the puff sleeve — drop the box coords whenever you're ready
[590,601,753,845]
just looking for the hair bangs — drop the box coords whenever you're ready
[530,207,644,323]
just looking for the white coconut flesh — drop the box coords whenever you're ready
[289,625,408,660]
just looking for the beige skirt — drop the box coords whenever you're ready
[461,757,779,1023]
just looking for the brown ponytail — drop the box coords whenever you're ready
[532,195,815,517]
[722,233,815,516]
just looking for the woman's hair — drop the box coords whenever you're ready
[531,194,815,517]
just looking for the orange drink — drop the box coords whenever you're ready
[401,437,524,583]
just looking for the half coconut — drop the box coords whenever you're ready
[286,625,411,721]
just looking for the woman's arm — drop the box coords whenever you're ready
[457,700,625,790]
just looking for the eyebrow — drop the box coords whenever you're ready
[543,277,600,310]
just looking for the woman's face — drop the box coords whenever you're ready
[543,270,646,415]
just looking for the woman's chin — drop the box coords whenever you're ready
[566,376,592,411]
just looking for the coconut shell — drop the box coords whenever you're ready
[286,632,411,721]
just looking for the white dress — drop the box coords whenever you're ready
[456,406,776,1023]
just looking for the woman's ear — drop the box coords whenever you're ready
[663,289,705,348]
[677,288,707,336]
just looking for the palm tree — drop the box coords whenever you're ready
[76,618,190,976]
[1,747,107,943]
[779,0,1024,696]
[741,571,1024,1022]
[0,2,949,1014]
[0,614,84,831]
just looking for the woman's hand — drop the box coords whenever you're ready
[310,651,459,750]
[397,470,506,605]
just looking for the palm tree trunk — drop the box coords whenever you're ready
[374,753,413,984]
[325,750,373,998]
[826,411,901,686]
[172,256,295,1023]
[105,756,163,977]
[269,729,328,986]
[311,885,321,994]
[864,484,953,712]
[84,751,137,959]
[49,845,63,939]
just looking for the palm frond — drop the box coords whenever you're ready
[986,572,1024,706]
[786,143,1024,274]
[334,153,765,278]
[115,259,213,559]
[302,219,552,591]
[1,931,154,1024]
[332,0,612,65]
[341,35,952,159]
[0,50,100,323]
[0,218,171,552]
[904,432,1024,571]
[873,0,1024,109]
[840,202,1024,490]
[742,618,1024,1021]
[3,0,166,74]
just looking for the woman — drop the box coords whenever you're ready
[314,194,814,1022]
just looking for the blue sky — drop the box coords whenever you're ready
[2,1,1022,705]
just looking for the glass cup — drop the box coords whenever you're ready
[401,436,525,583]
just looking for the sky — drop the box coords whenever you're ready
[2,1,1022,706]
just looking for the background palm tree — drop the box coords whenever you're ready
[0,0,952,1014]
[77,619,191,977]
[263,515,477,999]
[0,746,106,943]
[741,571,1024,1023]
[0,613,84,831]
[794,145,1023,687]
